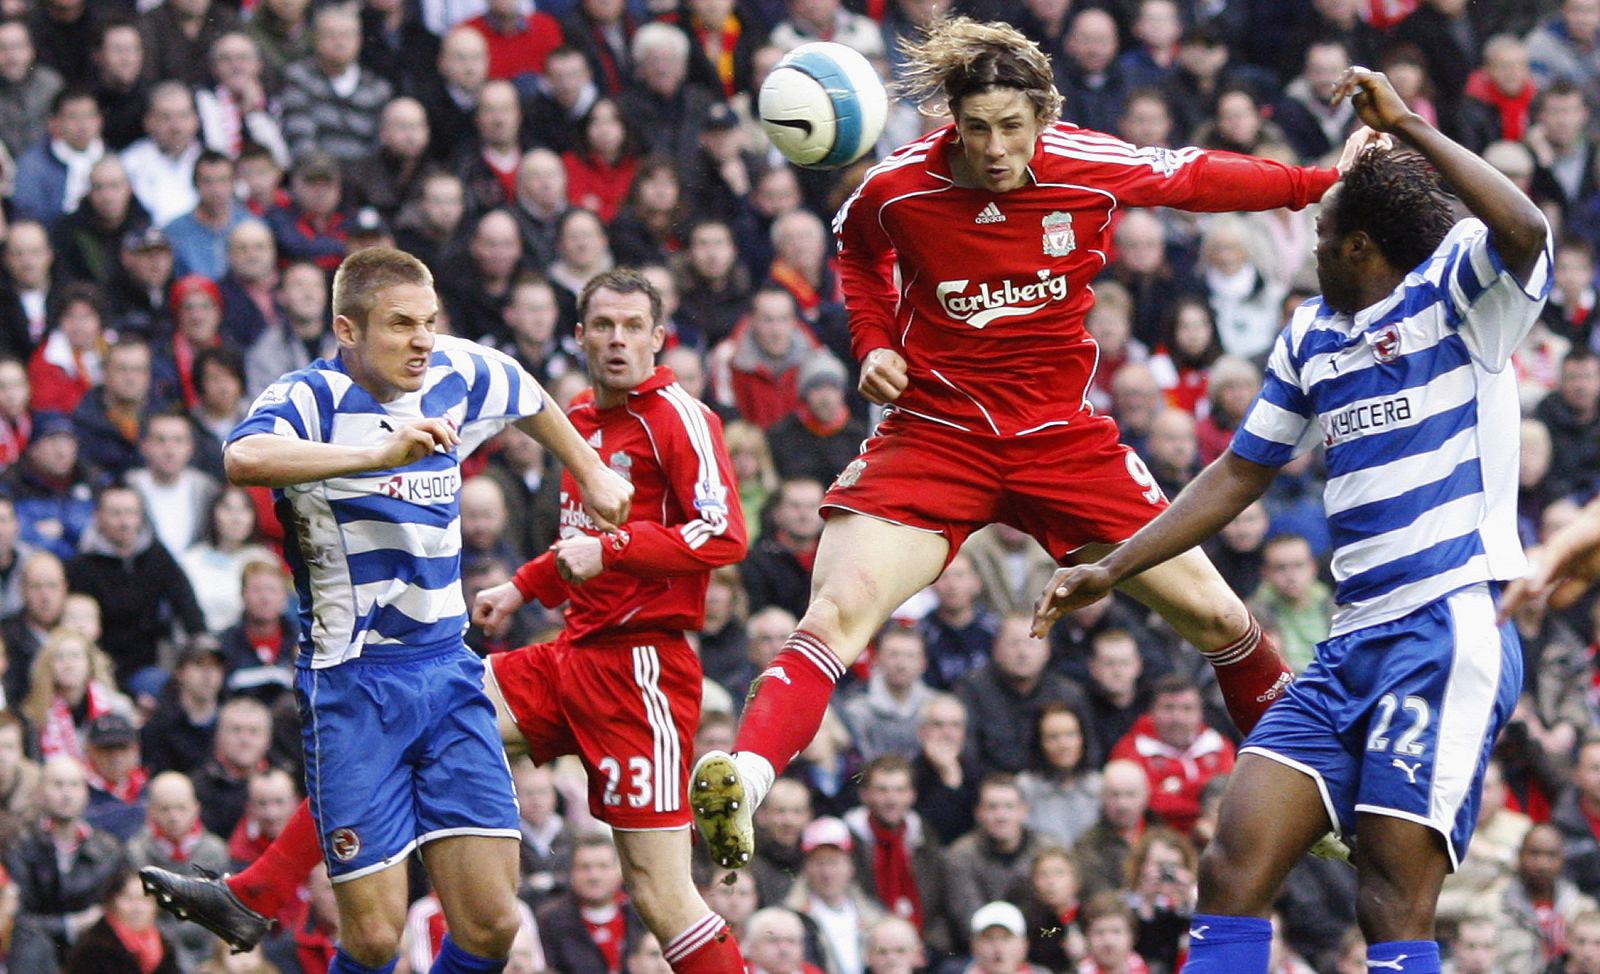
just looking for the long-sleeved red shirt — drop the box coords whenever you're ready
[513,365,748,640]
[835,123,1338,437]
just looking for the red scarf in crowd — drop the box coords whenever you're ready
[108,916,165,974]
[150,818,205,863]
[85,765,148,805]
[1464,70,1534,142]
[692,13,741,98]
[868,817,923,931]
[38,685,113,761]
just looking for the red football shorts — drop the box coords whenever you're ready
[822,410,1169,565]
[487,631,701,829]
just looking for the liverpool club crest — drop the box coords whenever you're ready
[1042,212,1076,257]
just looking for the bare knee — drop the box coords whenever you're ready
[1195,835,1278,917]
[447,902,521,958]
[798,593,870,661]
[339,913,405,966]
[1353,839,1445,942]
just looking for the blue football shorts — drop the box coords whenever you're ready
[1241,582,1521,867]
[296,646,520,881]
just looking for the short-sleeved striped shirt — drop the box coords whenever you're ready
[229,334,544,667]
[1232,218,1552,636]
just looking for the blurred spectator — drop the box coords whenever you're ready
[119,82,201,227]
[191,696,273,838]
[28,0,95,88]
[766,353,863,487]
[862,916,923,974]
[619,23,717,170]
[219,220,280,354]
[1,549,64,699]
[165,152,247,282]
[1246,534,1332,674]
[0,710,36,846]
[1192,85,1284,157]
[0,358,29,466]
[500,273,580,381]
[953,527,1056,620]
[1160,27,1264,144]
[681,102,756,226]
[464,0,564,80]
[139,0,237,88]
[421,27,490,163]
[1510,596,1590,767]
[1141,409,1198,501]
[563,96,640,223]
[81,711,146,839]
[911,693,978,845]
[943,775,1054,952]
[1077,893,1148,974]
[1055,9,1126,136]
[1193,356,1257,466]
[546,206,615,306]
[1075,759,1155,899]
[125,771,230,971]
[562,0,640,98]
[246,260,336,396]
[537,834,645,974]
[66,482,206,678]
[765,209,842,339]
[1528,0,1600,90]
[843,756,948,952]
[1083,629,1151,755]
[6,414,99,559]
[1556,738,1600,899]
[1499,824,1598,972]
[789,706,860,818]
[744,907,825,974]
[523,45,596,155]
[139,638,224,776]
[965,901,1046,974]
[959,615,1087,775]
[90,20,148,153]
[513,761,573,910]
[1017,702,1101,850]
[1387,0,1477,140]
[1108,674,1232,835]
[677,218,751,350]
[1536,347,1600,498]
[189,346,247,472]
[344,97,430,220]
[181,487,276,632]
[227,766,298,869]
[712,284,819,427]
[1464,35,1536,146]
[752,776,811,906]
[107,223,176,338]
[0,220,59,359]
[237,142,288,218]
[1273,38,1356,161]
[52,155,149,287]
[443,208,526,342]
[277,862,337,974]
[723,419,776,539]
[6,755,125,964]
[266,151,349,272]
[280,4,393,161]
[197,32,290,166]
[1190,214,1284,360]
[611,157,690,269]
[1441,914,1506,974]
[1542,237,1598,347]
[458,79,528,212]
[0,20,64,158]
[769,0,881,56]
[74,339,160,478]
[1149,295,1220,415]
[741,476,821,617]
[63,866,180,974]
[481,422,562,558]
[28,282,106,415]
[699,564,750,695]
[1124,828,1195,971]
[1116,0,1181,90]
[1546,910,1600,974]
[700,865,758,941]
[1529,82,1597,219]
[1101,211,1179,349]
[13,88,104,231]
[127,408,219,557]
[783,815,884,974]
[1024,849,1085,970]
[840,625,933,763]
[396,169,469,271]
[1119,88,1175,150]
[919,552,999,691]
[460,474,522,564]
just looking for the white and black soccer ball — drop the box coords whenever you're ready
[758,42,889,170]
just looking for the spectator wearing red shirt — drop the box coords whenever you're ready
[1108,675,1235,835]
[1464,35,1536,143]
[464,0,564,80]
[711,286,818,430]
[562,96,640,224]
[263,152,348,272]
[28,283,107,415]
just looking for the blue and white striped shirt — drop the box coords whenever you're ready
[1233,218,1552,636]
[229,334,544,667]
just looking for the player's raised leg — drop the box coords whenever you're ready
[692,513,948,868]
[616,830,746,974]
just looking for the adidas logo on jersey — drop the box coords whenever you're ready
[974,202,1005,224]
[588,430,603,447]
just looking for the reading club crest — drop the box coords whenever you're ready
[1369,324,1402,364]
[1042,212,1076,257]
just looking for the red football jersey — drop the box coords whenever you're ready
[835,123,1338,437]
[513,366,748,640]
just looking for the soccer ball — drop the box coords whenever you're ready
[759,42,889,170]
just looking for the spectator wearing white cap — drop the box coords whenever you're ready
[965,902,1049,974]
[783,816,886,974]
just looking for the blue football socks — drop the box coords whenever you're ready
[1179,914,1271,972]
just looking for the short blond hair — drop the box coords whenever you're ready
[331,247,433,327]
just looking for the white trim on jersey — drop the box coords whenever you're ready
[928,367,1000,435]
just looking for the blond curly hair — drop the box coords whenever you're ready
[895,17,1063,124]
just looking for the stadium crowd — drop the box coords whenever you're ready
[0,0,1589,971]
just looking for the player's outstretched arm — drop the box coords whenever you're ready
[514,392,632,530]
[225,419,461,488]
[1335,67,1549,279]
[1499,496,1600,621]
[1032,449,1277,635]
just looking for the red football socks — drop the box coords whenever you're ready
[665,915,744,974]
[1201,617,1293,735]
[225,798,322,917]
[731,630,845,775]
